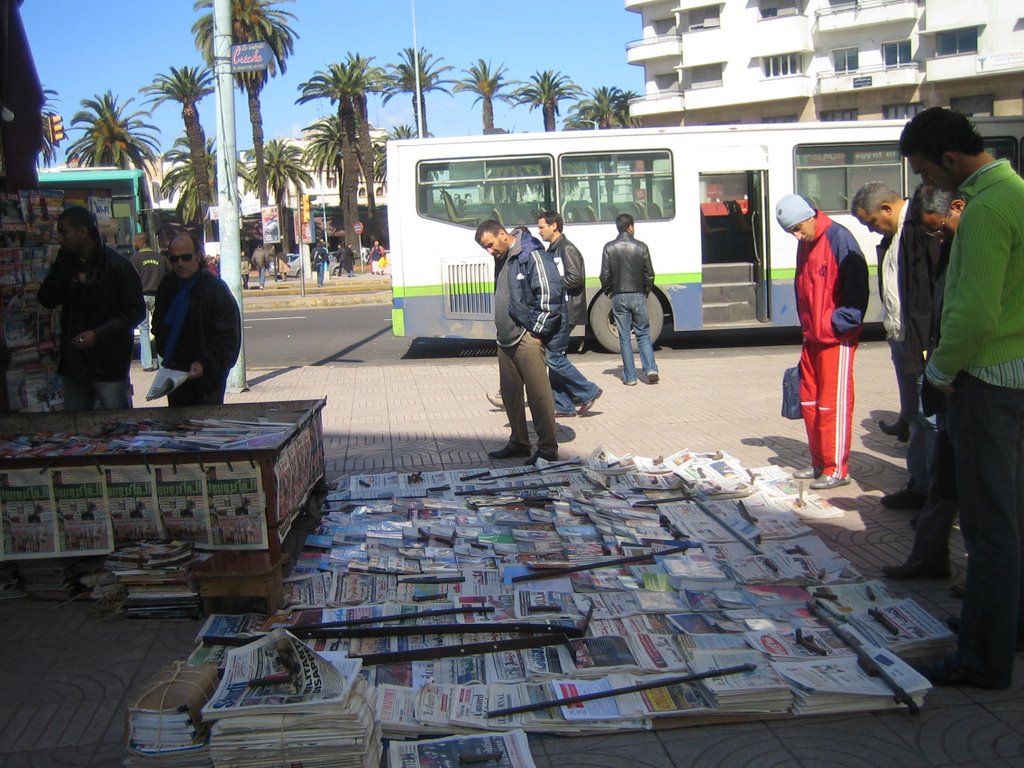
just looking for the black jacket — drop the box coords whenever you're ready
[548,234,587,326]
[600,232,654,296]
[37,244,145,381]
[153,270,241,389]
[876,215,941,375]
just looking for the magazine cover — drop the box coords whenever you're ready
[0,468,58,559]
[154,464,212,547]
[51,466,114,555]
[104,465,165,542]
[205,462,268,549]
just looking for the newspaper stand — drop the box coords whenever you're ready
[0,399,326,567]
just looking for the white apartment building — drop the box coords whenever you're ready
[625,0,1024,125]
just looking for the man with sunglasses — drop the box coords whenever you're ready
[152,234,241,406]
[37,206,145,411]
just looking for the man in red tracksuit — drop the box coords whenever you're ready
[776,194,870,490]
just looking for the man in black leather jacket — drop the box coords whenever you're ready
[38,206,145,410]
[600,213,659,385]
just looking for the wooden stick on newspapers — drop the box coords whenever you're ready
[485,663,757,718]
[807,600,921,714]
[510,540,699,583]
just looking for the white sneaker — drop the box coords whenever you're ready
[486,392,503,408]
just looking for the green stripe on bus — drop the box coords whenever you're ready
[392,308,405,336]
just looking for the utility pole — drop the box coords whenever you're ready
[411,0,425,139]
[214,0,248,391]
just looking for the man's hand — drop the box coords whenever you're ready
[72,330,96,349]
[188,361,205,380]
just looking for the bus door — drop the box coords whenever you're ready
[694,148,770,325]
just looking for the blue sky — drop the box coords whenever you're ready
[23,0,642,158]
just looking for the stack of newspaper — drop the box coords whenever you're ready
[202,629,381,768]
[125,661,219,767]
[387,729,538,768]
[107,540,201,619]
[688,650,794,712]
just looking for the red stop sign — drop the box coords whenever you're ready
[353,221,364,235]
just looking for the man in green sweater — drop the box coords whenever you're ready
[900,107,1024,689]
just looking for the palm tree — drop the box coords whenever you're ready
[297,63,362,252]
[302,114,345,240]
[141,66,215,228]
[382,47,453,137]
[192,0,298,206]
[161,136,217,225]
[39,87,60,167]
[243,139,311,256]
[342,54,384,237]
[615,90,641,127]
[565,86,625,130]
[511,70,583,132]
[388,124,416,140]
[454,59,512,134]
[66,91,160,208]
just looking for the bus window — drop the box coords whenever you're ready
[559,151,674,223]
[416,156,553,228]
[985,137,1018,172]
[795,142,902,212]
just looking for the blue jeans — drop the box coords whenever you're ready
[139,295,156,370]
[545,321,599,413]
[612,293,657,384]
[316,262,326,286]
[947,373,1024,685]
[258,267,267,289]
[62,376,132,411]
[889,339,935,490]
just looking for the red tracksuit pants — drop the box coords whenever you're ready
[800,340,857,480]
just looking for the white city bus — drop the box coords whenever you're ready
[385,118,1023,351]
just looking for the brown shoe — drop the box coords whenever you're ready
[882,559,952,580]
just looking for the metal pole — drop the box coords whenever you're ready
[214,0,248,391]
[411,0,425,139]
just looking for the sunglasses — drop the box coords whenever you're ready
[169,252,195,264]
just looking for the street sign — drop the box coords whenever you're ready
[231,42,272,73]
[353,221,364,235]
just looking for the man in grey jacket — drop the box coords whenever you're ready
[600,213,659,385]
[475,220,562,465]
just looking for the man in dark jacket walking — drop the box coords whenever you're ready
[153,235,241,407]
[130,232,169,371]
[38,206,146,410]
[537,211,601,416]
[600,213,658,386]
[475,220,562,465]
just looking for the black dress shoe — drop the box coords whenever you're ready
[525,451,558,466]
[882,559,951,580]
[913,657,1010,690]
[879,418,910,442]
[487,444,531,460]
[881,485,927,510]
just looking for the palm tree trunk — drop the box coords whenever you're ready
[339,105,361,254]
[247,83,269,206]
[353,96,378,239]
[543,104,556,132]
[183,109,212,233]
[483,96,494,133]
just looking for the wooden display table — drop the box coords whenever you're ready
[194,551,285,615]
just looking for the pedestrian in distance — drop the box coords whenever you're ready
[775,193,869,491]
[312,238,329,287]
[130,231,169,372]
[599,213,659,386]
[536,210,602,417]
[275,247,288,281]
[251,244,268,289]
[900,107,1024,690]
[852,182,942,511]
[883,187,964,582]
[474,219,562,466]
[341,243,356,277]
[37,206,146,411]
[369,240,385,275]
[152,234,241,407]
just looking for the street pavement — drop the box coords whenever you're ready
[3,281,1023,767]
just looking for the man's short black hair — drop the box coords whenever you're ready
[899,107,984,162]
[615,213,634,234]
[58,206,102,244]
[474,219,504,244]
[537,210,564,232]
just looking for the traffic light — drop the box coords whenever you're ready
[47,114,65,144]
[301,194,310,223]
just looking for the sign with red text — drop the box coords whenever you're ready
[230,41,272,73]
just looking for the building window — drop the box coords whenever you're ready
[936,27,978,57]
[882,40,912,68]
[762,53,802,78]
[883,103,923,120]
[762,115,798,123]
[795,142,903,212]
[832,47,859,73]
[760,0,799,18]
[687,5,720,30]
[688,63,724,89]
[820,108,858,122]
[655,73,679,92]
[652,16,677,35]
[950,94,993,117]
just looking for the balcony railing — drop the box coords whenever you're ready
[815,0,919,32]
[626,33,683,64]
[816,61,923,93]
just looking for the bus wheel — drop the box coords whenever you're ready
[589,293,664,354]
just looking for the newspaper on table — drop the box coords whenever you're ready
[387,728,537,768]
[846,598,957,661]
[688,649,794,713]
